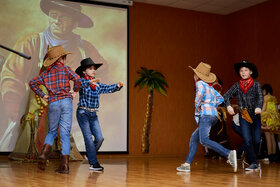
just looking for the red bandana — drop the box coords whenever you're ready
[47,61,64,71]
[239,77,254,94]
[83,75,96,90]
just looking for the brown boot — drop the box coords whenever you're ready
[38,144,52,170]
[55,155,69,174]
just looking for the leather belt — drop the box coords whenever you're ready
[78,106,98,112]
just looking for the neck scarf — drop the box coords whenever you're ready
[239,77,254,94]
[47,61,64,71]
[83,74,96,90]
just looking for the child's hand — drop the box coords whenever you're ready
[255,108,261,114]
[118,82,123,88]
[89,79,100,87]
[43,95,49,102]
[227,105,235,115]
[70,91,78,99]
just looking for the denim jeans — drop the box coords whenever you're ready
[44,98,73,155]
[239,114,261,164]
[185,115,230,164]
[232,122,246,157]
[76,108,104,165]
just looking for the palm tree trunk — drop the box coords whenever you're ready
[141,90,154,153]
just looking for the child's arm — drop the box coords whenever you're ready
[194,81,205,111]
[214,89,224,107]
[29,73,46,99]
[255,82,263,114]
[98,82,123,94]
[67,66,80,92]
[223,83,238,115]
[79,78,91,89]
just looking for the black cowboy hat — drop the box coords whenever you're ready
[75,58,102,77]
[234,60,258,79]
[40,0,93,28]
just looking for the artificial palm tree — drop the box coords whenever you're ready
[134,67,168,153]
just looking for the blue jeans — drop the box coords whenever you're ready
[185,115,230,164]
[239,114,261,164]
[232,122,246,157]
[76,108,104,165]
[44,98,73,155]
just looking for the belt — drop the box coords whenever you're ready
[78,106,98,112]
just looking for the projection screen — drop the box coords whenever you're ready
[0,0,128,153]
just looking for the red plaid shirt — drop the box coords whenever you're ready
[29,63,80,103]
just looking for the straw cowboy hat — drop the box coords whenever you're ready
[75,57,103,77]
[189,62,217,83]
[40,0,93,28]
[234,60,258,79]
[43,45,71,67]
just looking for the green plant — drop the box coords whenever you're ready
[134,67,168,153]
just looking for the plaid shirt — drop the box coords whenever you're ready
[78,78,122,108]
[194,80,224,124]
[223,81,263,115]
[29,65,80,103]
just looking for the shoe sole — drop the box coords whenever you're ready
[245,167,260,171]
[176,168,190,172]
[89,168,104,172]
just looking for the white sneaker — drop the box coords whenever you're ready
[227,150,237,172]
[176,164,190,172]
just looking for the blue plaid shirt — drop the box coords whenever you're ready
[194,80,224,124]
[78,78,122,108]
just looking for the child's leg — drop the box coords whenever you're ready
[239,116,257,165]
[252,115,261,155]
[59,98,73,155]
[265,132,272,155]
[198,115,230,158]
[185,127,199,164]
[44,100,61,146]
[77,109,98,165]
[89,112,104,151]
[232,122,245,157]
[271,133,276,154]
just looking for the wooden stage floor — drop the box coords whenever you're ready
[0,155,279,186]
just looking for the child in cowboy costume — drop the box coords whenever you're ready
[224,60,263,171]
[75,57,123,172]
[29,45,80,174]
[177,62,237,173]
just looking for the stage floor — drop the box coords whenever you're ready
[0,156,279,186]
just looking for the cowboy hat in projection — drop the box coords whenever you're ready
[40,0,93,28]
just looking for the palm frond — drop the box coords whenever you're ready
[153,80,167,95]
[152,71,165,79]
[134,67,168,95]
[156,85,167,96]
[153,75,168,88]
[138,78,149,90]
[134,76,145,87]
